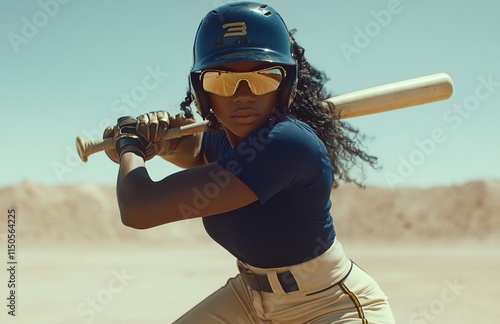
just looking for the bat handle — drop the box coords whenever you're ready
[76,136,113,163]
[76,120,209,162]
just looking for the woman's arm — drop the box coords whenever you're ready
[117,152,257,229]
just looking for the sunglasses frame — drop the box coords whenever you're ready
[199,66,287,97]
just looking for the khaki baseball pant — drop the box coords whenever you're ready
[174,239,395,323]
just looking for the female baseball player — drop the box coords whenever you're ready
[106,2,396,323]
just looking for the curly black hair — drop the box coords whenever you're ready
[180,30,378,187]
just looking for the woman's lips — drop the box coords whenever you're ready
[230,109,259,124]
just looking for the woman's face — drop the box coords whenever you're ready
[206,61,280,145]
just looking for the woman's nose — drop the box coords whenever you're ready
[232,80,255,104]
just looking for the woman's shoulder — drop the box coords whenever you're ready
[270,117,320,146]
[259,117,327,166]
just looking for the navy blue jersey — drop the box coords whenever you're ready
[202,117,336,268]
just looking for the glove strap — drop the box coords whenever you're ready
[116,136,146,159]
[115,118,148,159]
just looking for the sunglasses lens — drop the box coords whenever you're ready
[201,67,284,96]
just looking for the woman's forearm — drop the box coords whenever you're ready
[117,153,156,229]
[116,153,258,229]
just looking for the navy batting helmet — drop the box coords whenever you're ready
[189,2,297,119]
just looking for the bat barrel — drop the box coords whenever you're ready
[329,73,453,119]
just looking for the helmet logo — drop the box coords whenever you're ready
[222,22,247,37]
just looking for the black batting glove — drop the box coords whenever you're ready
[114,116,149,160]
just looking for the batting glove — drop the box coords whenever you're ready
[114,116,149,160]
[136,111,196,158]
[136,111,172,143]
[153,113,197,158]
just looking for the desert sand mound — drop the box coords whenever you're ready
[332,180,500,242]
[1,180,499,244]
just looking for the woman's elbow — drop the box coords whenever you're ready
[119,207,151,230]
[118,204,174,229]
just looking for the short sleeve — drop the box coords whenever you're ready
[218,119,326,203]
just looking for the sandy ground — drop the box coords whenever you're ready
[0,239,497,324]
[0,181,499,323]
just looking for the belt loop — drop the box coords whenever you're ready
[267,271,286,296]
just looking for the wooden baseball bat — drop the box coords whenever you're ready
[76,72,453,162]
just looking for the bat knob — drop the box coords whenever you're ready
[76,136,89,163]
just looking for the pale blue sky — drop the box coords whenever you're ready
[2,0,499,188]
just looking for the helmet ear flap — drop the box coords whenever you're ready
[278,64,298,115]
[288,86,297,108]
[189,73,211,119]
